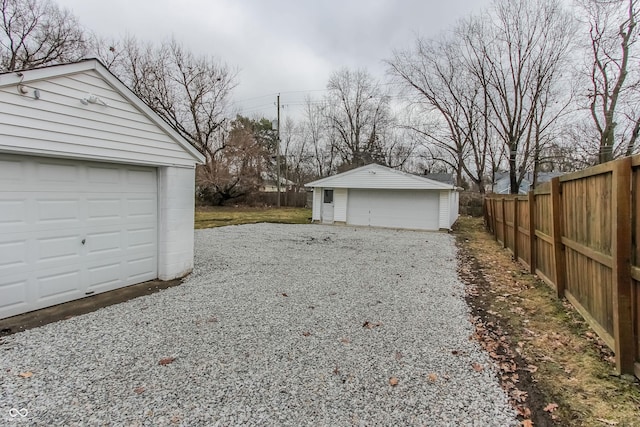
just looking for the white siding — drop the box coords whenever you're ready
[449,191,460,227]
[158,167,195,280]
[0,70,195,167]
[439,191,450,229]
[312,188,322,221]
[334,188,348,222]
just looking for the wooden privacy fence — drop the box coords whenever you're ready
[484,155,639,378]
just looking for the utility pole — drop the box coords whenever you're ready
[276,94,281,208]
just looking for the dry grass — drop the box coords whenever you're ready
[456,216,640,427]
[194,206,312,229]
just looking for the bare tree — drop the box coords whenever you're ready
[302,97,336,177]
[389,31,494,191]
[0,0,87,71]
[470,0,574,193]
[325,68,394,168]
[579,0,640,162]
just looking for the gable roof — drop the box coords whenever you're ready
[305,163,457,190]
[0,59,204,164]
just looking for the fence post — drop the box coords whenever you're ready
[550,177,566,299]
[528,190,536,275]
[513,197,519,261]
[611,157,634,375]
[493,198,498,241]
[501,197,507,248]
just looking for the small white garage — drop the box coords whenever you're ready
[0,59,204,320]
[306,164,459,231]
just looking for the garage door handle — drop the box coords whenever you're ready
[81,238,86,245]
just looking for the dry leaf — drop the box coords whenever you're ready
[281,293,288,297]
[134,387,145,394]
[389,377,399,386]
[525,364,538,373]
[19,371,33,378]
[395,351,403,360]
[158,357,176,366]
[522,420,534,427]
[302,331,311,337]
[472,362,484,372]
[543,403,558,413]
[363,321,382,329]
[428,373,438,382]
[340,337,351,344]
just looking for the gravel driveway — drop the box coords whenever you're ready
[1,224,517,426]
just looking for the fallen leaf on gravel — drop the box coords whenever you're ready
[596,418,619,426]
[340,337,351,344]
[134,387,145,394]
[302,331,311,337]
[363,321,382,329]
[428,373,437,382]
[522,420,534,427]
[517,406,532,418]
[389,377,399,386]
[18,371,33,378]
[543,403,558,413]
[472,363,484,372]
[525,364,538,373]
[395,351,403,360]
[281,293,288,297]
[158,357,176,366]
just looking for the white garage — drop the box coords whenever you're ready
[0,60,204,320]
[306,164,459,231]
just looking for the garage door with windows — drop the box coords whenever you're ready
[0,154,158,319]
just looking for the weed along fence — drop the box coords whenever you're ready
[484,155,640,379]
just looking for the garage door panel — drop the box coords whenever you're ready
[0,154,158,320]
[86,230,122,255]
[86,261,124,291]
[37,162,79,183]
[36,267,83,300]
[127,256,156,280]
[37,234,82,262]
[87,198,122,220]
[0,240,28,270]
[128,227,155,249]
[0,280,28,313]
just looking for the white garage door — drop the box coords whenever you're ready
[0,154,158,319]
[347,189,439,230]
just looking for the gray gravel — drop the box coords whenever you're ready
[1,224,518,426]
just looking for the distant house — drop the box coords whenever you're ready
[490,171,563,194]
[305,163,460,231]
[423,173,456,186]
[259,171,295,192]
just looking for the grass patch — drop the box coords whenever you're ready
[195,206,312,229]
[456,216,640,427]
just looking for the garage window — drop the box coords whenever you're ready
[323,189,334,203]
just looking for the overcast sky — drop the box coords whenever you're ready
[56,0,491,120]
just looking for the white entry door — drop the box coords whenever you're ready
[321,188,334,223]
[0,154,158,319]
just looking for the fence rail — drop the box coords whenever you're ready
[484,155,639,379]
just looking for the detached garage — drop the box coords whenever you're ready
[0,59,204,320]
[306,164,459,231]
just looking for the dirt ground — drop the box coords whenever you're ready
[455,216,640,427]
